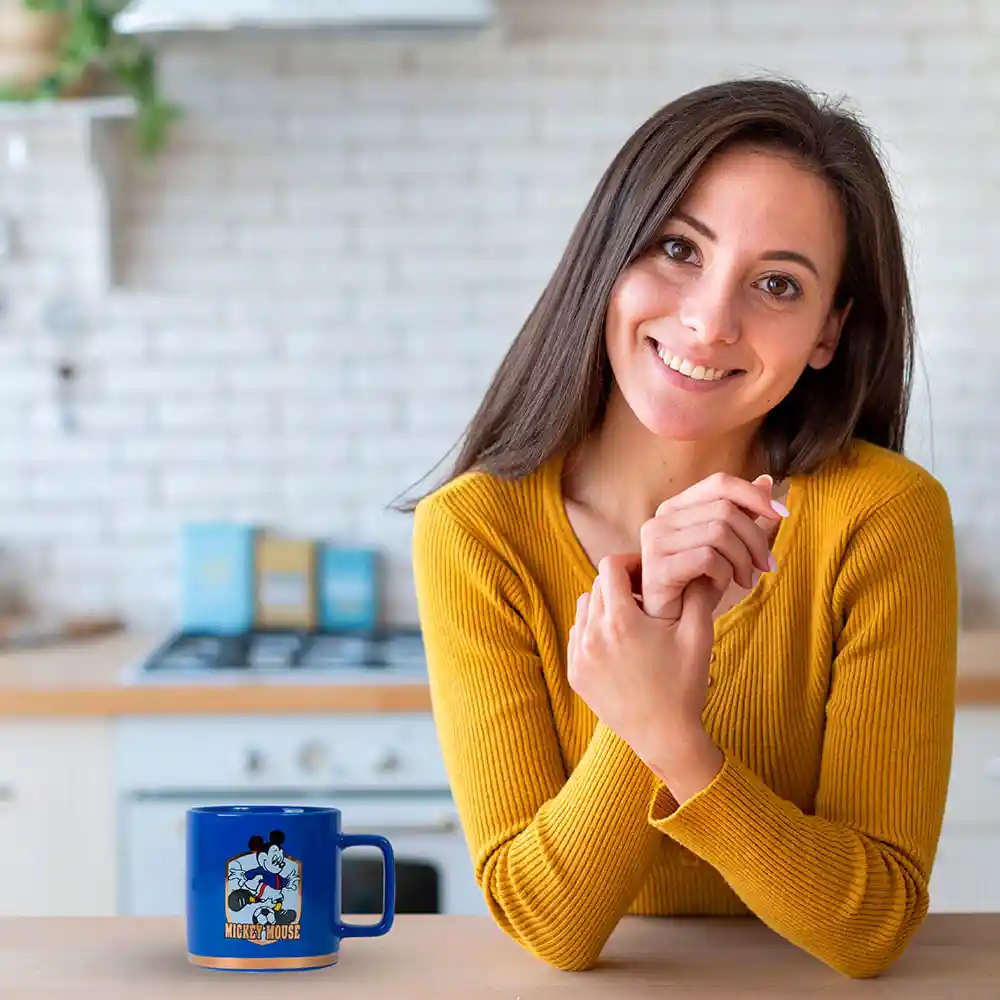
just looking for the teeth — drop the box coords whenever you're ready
[655,344,729,382]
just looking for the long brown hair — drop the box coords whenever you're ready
[392,77,913,513]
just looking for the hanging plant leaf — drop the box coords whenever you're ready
[24,0,71,12]
[37,73,64,99]
[135,98,182,156]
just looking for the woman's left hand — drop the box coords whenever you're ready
[568,554,723,800]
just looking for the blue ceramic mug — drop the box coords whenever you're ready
[186,805,395,971]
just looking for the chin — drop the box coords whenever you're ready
[634,406,731,442]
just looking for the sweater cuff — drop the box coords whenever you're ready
[648,751,772,864]
[582,722,659,801]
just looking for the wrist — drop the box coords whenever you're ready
[647,729,724,805]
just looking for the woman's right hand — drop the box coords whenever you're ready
[639,472,789,625]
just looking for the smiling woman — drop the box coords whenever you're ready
[398,78,957,981]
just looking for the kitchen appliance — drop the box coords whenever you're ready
[115,714,486,917]
[115,0,496,33]
[123,626,428,684]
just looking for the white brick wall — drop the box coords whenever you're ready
[0,0,997,627]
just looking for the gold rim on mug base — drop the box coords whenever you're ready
[189,951,339,971]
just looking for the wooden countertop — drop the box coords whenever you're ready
[0,630,999,717]
[0,633,432,716]
[2,914,997,998]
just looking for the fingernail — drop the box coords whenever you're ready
[750,569,761,587]
[754,474,773,488]
[771,500,789,518]
[767,553,778,572]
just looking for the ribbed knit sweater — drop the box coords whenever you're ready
[411,439,958,978]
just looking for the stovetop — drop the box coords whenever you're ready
[124,627,427,685]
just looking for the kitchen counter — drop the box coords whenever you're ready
[2,914,998,998]
[0,632,432,716]
[0,630,999,717]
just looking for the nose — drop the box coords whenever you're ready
[677,270,740,345]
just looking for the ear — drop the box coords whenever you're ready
[807,297,852,370]
[248,835,264,852]
[269,830,285,847]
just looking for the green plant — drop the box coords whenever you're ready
[9,0,180,155]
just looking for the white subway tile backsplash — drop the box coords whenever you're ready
[27,471,152,505]
[102,364,226,397]
[153,398,273,432]
[159,467,281,505]
[116,436,235,466]
[280,396,398,432]
[4,508,107,541]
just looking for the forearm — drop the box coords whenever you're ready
[650,754,931,978]
[476,723,661,971]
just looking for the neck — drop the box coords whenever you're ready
[563,388,768,540]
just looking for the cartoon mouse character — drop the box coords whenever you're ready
[227,829,299,924]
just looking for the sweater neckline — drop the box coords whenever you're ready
[542,449,807,640]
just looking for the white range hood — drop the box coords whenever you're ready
[114,0,496,33]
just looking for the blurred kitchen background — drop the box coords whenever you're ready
[1,0,999,921]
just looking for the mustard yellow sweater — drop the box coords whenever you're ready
[411,439,958,978]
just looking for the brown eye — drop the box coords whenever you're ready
[662,238,697,263]
[756,274,801,300]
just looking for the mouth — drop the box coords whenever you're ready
[647,338,744,382]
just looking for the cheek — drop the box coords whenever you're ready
[749,322,824,402]
[607,266,675,340]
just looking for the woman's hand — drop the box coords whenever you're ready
[568,554,724,800]
[640,473,788,622]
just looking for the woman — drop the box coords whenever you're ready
[403,78,957,979]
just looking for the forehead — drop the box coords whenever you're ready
[674,145,845,272]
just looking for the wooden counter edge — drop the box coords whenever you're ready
[0,683,434,716]
[954,673,1000,707]
[1,674,998,716]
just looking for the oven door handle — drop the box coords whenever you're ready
[357,819,460,836]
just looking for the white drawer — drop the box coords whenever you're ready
[113,714,448,793]
[929,828,1000,912]
[943,709,1000,826]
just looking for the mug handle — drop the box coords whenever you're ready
[335,833,395,938]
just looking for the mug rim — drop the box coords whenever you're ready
[188,805,340,817]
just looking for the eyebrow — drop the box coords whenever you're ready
[669,210,821,279]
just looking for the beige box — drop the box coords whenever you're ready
[254,536,317,629]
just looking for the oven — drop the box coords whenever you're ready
[113,714,486,917]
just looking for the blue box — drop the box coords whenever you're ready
[318,546,380,632]
[179,523,256,634]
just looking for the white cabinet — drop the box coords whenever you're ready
[929,831,1000,912]
[0,720,116,916]
[929,708,1000,913]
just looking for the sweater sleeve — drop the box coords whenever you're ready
[648,473,958,979]
[412,494,663,971]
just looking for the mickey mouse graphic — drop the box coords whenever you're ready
[227,829,300,925]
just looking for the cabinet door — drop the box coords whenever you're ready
[945,708,1000,826]
[0,774,35,910]
[929,829,1000,912]
[0,720,115,916]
